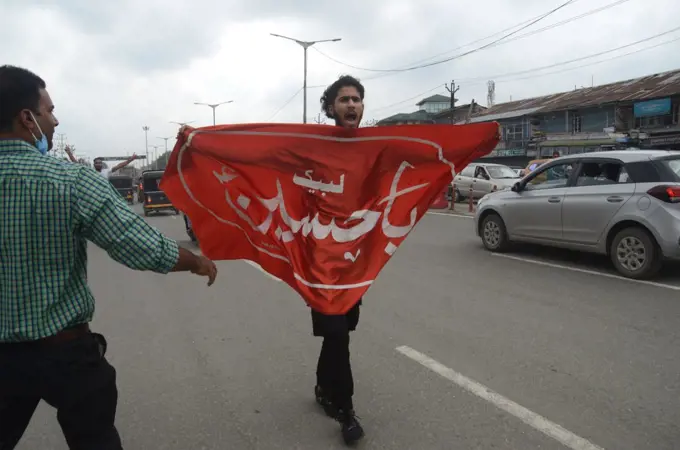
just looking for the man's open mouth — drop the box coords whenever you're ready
[344,113,358,121]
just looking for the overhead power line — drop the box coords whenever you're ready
[368,28,680,114]
[306,0,630,89]
[311,0,576,74]
[267,87,303,121]
[370,0,630,71]
[456,25,680,83]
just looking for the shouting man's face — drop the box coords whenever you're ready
[330,86,364,128]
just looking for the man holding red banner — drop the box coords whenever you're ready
[311,75,367,445]
[160,80,499,447]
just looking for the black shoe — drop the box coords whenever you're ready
[337,408,365,445]
[314,385,339,418]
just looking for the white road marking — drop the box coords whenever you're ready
[426,211,474,219]
[492,253,680,292]
[396,345,605,450]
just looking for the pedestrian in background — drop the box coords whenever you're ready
[0,65,217,450]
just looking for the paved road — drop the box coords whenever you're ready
[17,207,680,449]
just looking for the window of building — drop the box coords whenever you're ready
[504,124,523,141]
[422,102,449,114]
[635,114,674,128]
[571,113,582,133]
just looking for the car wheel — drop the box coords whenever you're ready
[454,188,464,203]
[480,213,510,252]
[610,227,662,279]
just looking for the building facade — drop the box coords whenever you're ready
[376,69,680,167]
[376,94,487,126]
[468,69,680,166]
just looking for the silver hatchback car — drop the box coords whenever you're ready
[474,150,680,279]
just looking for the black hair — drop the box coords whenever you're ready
[0,65,46,133]
[320,75,365,119]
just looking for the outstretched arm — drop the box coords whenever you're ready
[64,145,78,163]
[73,167,217,285]
[110,153,138,173]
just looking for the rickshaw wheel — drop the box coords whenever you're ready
[144,209,150,217]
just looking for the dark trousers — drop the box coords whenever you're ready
[0,331,123,450]
[316,333,354,410]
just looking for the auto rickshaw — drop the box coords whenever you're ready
[141,170,178,216]
[108,174,135,205]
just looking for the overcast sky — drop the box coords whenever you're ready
[1,0,679,163]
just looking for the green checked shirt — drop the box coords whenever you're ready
[0,139,180,342]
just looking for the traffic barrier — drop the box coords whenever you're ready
[450,183,456,211]
[468,184,474,213]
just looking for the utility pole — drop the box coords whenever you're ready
[142,126,149,170]
[445,80,459,125]
[56,133,66,159]
[158,136,172,158]
[151,145,160,170]
[270,33,342,124]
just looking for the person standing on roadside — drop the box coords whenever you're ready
[313,74,366,446]
[0,65,218,450]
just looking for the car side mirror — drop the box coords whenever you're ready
[511,182,523,193]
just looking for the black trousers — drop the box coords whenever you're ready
[0,331,123,450]
[312,302,361,411]
[316,333,354,410]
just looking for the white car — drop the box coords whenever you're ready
[453,163,520,202]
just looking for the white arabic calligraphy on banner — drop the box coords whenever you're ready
[213,159,428,244]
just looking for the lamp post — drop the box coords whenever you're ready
[142,126,149,170]
[193,101,233,126]
[151,145,160,170]
[158,136,172,160]
[169,121,195,127]
[270,33,341,124]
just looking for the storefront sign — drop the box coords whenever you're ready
[482,148,525,158]
[649,134,680,146]
[634,98,671,118]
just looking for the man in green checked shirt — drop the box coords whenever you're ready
[0,65,218,450]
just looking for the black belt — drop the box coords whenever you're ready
[0,323,91,346]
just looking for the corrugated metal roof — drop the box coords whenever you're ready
[471,69,680,120]
[377,109,434,123]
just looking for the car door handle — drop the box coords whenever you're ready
[548,197,561,203]
[607,196,624,203]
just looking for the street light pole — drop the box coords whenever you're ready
[158,137,172,154]
[169,121,195,127]
[151,145,161,170]
[270,33,342,124]
[142,126,149,170]
[193,101,233,126]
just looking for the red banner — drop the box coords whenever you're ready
[160,123,499,314]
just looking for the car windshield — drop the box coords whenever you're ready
[660,158,680,180]
[487,166,519,179]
